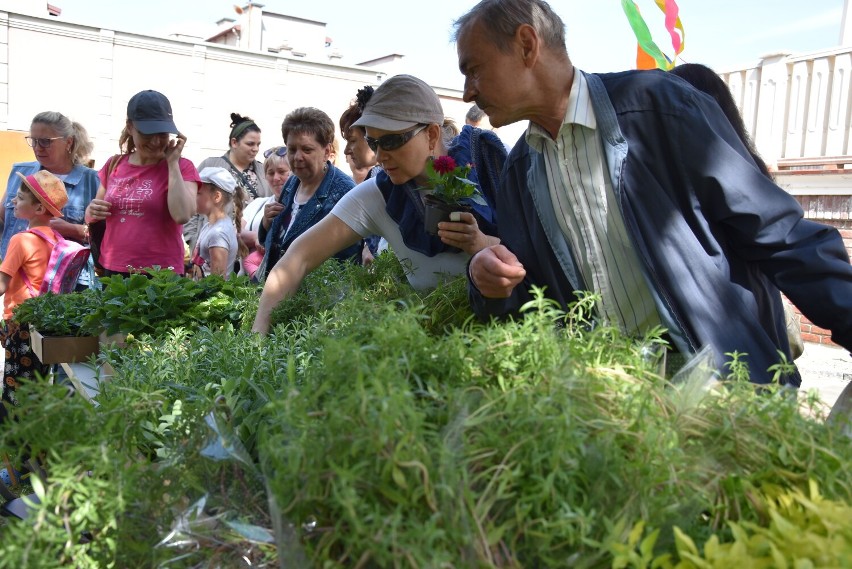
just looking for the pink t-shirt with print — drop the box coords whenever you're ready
[98,155,200,274]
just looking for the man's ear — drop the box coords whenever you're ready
[516,24,540,69]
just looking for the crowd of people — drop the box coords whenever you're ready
[1,0,850,410]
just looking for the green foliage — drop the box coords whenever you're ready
[1,261,849,567]
[12,289,101,335]
[268,252,411,329]
[81,269,259,336]
[612,482,852,568]
[724,350,751,381]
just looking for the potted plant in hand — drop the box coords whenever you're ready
[421,155,486,235]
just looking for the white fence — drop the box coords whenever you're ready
[722,47,852,172]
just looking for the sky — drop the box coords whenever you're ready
[50,0,846,90]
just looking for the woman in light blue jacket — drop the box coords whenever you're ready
[0,111,100,289]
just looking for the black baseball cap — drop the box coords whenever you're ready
[127,90,179,134]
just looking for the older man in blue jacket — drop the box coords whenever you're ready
[453,0,852,385]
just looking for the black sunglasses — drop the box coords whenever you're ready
[263,146,287,159]
[365,125,427,152]
[25,136,64,149]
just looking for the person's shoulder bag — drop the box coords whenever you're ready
[87,154,123,272]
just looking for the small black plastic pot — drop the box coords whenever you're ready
[423,195,472,235]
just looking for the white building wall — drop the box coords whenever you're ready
[260,14,326,56]
[0,9,494,172]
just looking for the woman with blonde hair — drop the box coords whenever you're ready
[1,111,100,288]
[240,146,290,277]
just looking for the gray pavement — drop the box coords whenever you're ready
[797,342,852,413]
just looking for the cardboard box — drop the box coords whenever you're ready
[29,326,99,365]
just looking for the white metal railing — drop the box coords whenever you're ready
[722,47,852,171]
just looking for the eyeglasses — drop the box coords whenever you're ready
[24,136,64,149]
[263,146,287,159]
[365,125,427,152]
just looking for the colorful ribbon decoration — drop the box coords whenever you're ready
[621,0,685,70]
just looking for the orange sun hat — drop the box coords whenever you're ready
[16,170,68,217]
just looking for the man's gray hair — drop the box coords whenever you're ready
[465,104,486,124]
[452,0,566,54]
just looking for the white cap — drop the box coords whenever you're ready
[199,167,236,194]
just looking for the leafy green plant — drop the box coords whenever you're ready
[724,350,751,381]
[1,260,849,568]
[421,155,486,205]
[268,252,411,329]
[612,481,852,568]
[81,270,259,336]
[12,289,101,336]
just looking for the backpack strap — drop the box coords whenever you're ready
[25,227,60,247]
[220,154,256,198]
[106,154,123,182]
[16,228,61,296]
[17,268,36,297]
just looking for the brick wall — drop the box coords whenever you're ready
[788,195,852,346]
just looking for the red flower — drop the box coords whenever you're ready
[432,155,457,175]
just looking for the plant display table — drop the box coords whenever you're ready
[60,362,109,406]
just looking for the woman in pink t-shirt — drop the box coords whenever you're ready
[84,90,201,276]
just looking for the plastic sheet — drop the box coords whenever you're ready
[155,408,285,568]
[664,344,724,415]
[200,411,255,469]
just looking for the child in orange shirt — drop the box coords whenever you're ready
[0,170,68,406]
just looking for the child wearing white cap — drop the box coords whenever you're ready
[190,167,246,280]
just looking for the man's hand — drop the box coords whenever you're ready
[469,244,526,298]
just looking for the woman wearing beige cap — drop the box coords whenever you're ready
[253,74,505,334]
[84,90,201,276]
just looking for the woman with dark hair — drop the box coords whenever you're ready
[670,62,804,359]
[340,86,381,183]
[84,90,200,276]
[201,112,272,199]
[255,107,360,281]
[340,85,385,264]
[185,112,272,253]
[669,63,771,177]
